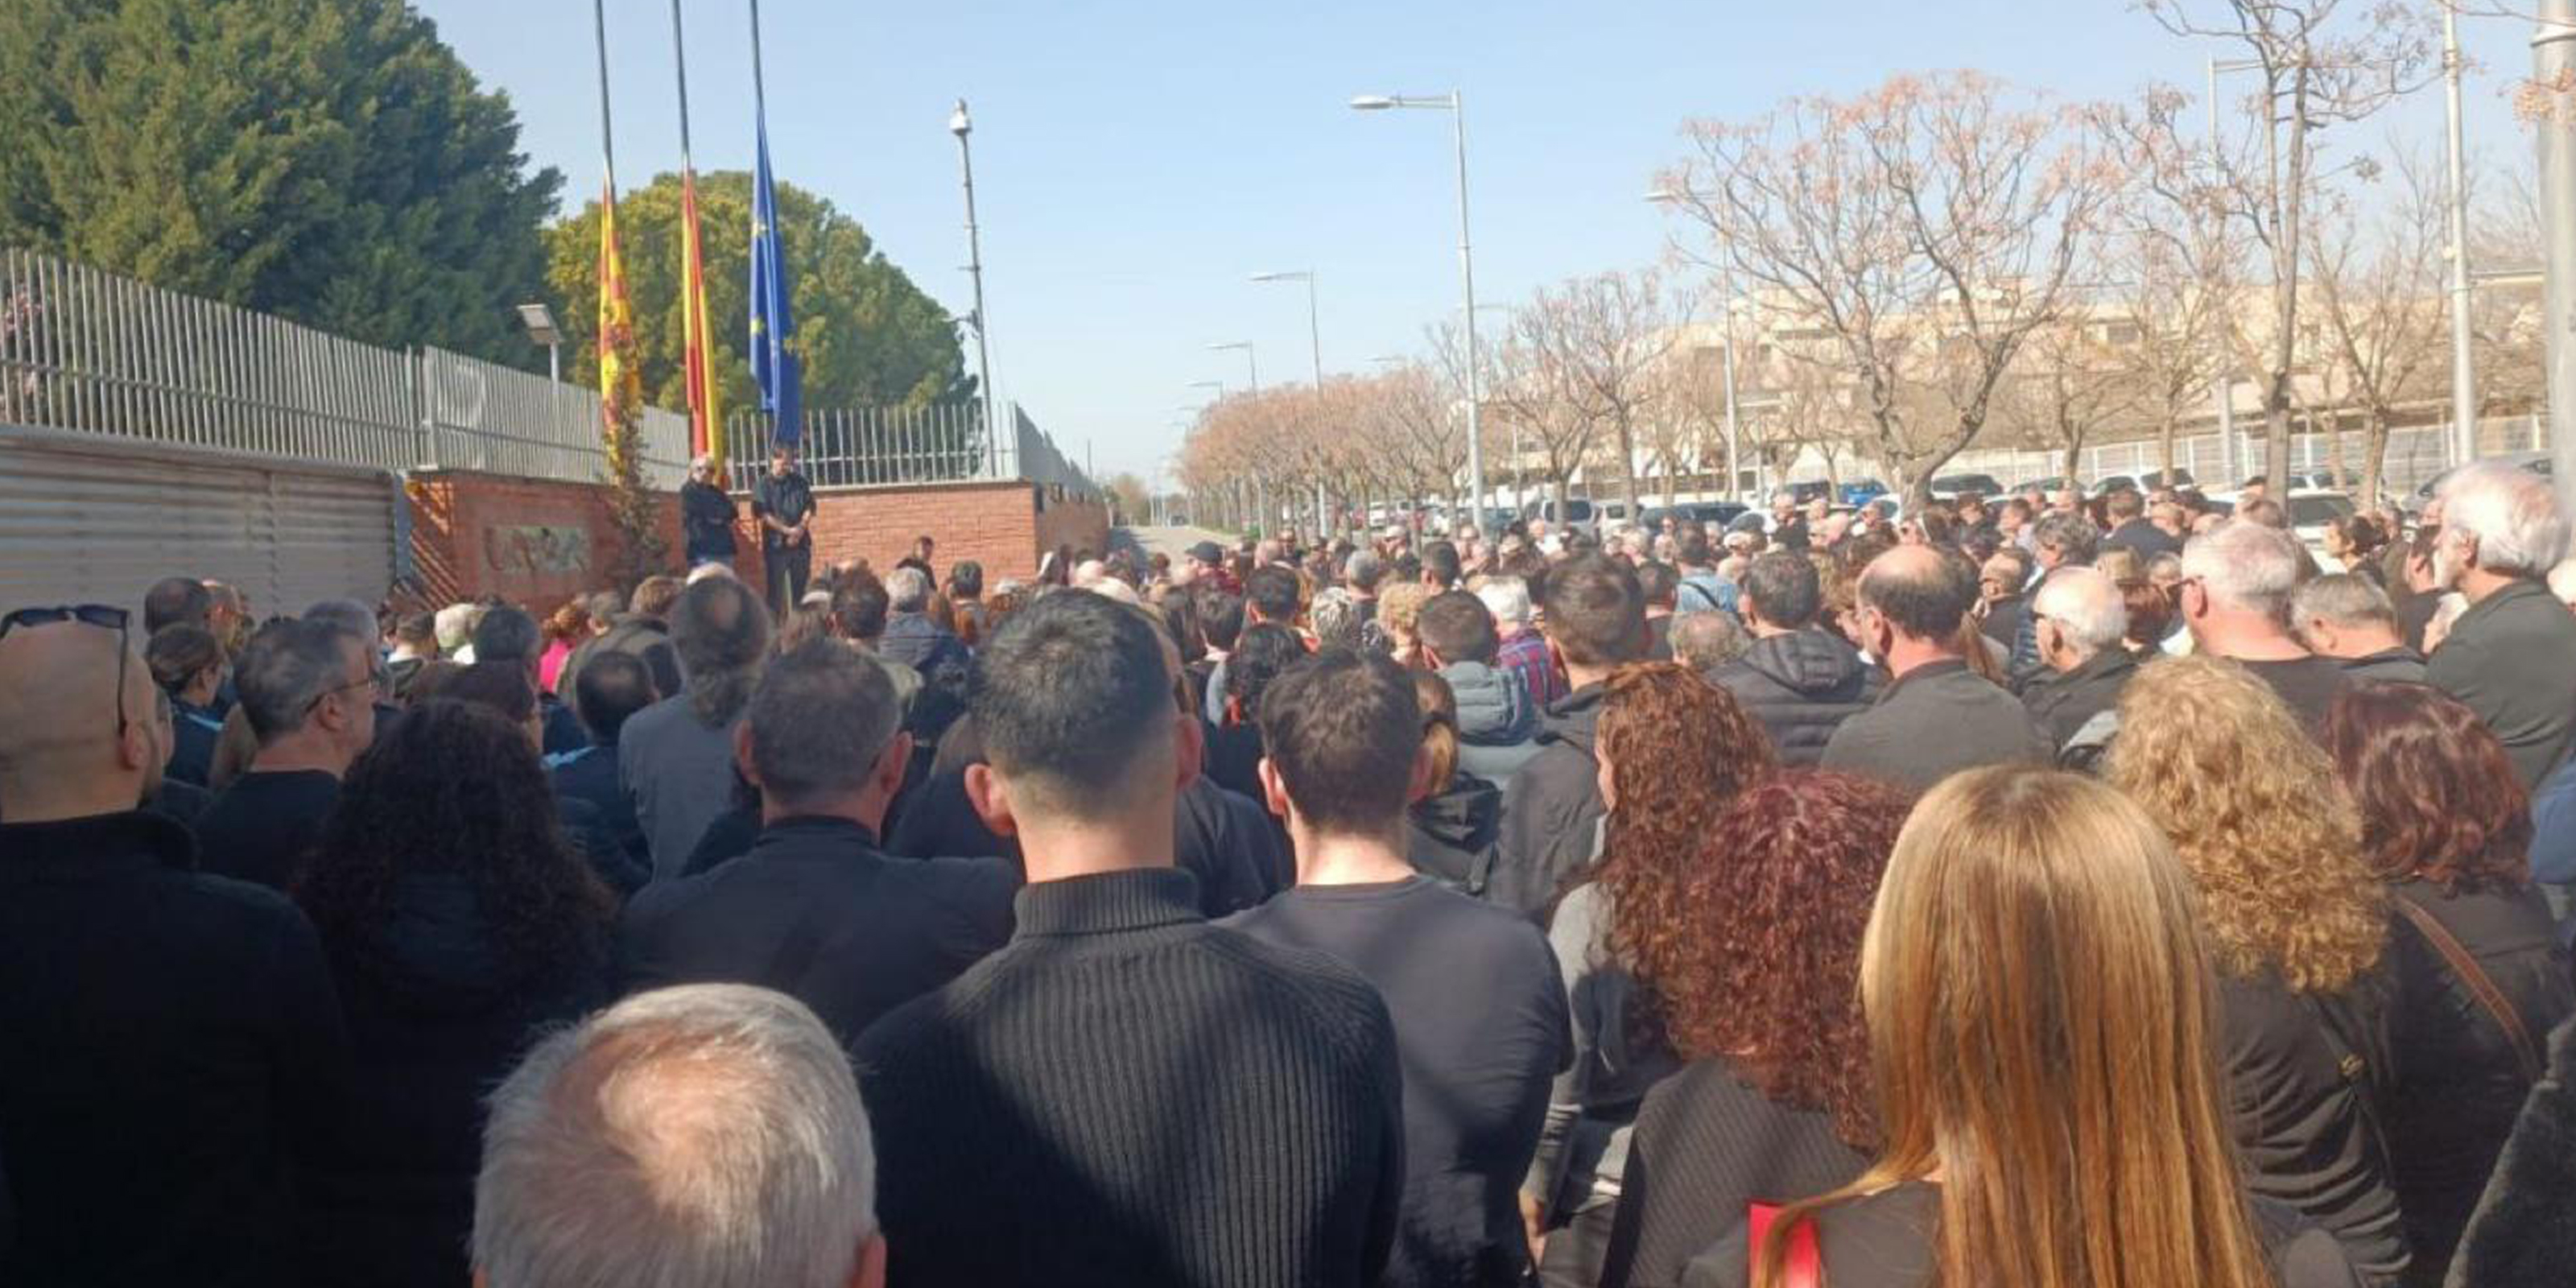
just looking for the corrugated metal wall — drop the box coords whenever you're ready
[0,427,395,618]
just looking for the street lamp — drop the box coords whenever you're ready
[1251,270,1325,389]
[949,98,999,471]
[516,303,563,382]
[1351,89,1487,533]
[1208,341,1259,393]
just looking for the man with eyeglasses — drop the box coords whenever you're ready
[192,617,381,890]
[0,605,349,1287]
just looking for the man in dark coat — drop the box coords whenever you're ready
[1821,546,2051,794]
[679,454,739,569]
[2019,566,2140,753]
[2292,574,2428,685]
[1709,551,1882,768]
[2427,460,2576,787]
[2100,487,2182,561]
[0,612,350,1288]
[1489,555,1649,914]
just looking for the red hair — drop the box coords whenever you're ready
[1666,771,1909,1148]
[2324,682,2534,894]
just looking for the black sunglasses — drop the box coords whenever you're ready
[2,605,133,741]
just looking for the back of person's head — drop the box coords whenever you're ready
[1307,588,1363,651]
[572,652,659,745]
[829,569,891,642]
[394,612,438,654]
[143,576,213,634]
[1415,590,1500,666]
[1412,670,1461,797]
[1195,590,1245,653]
[2181,519,2301,617]
[1244,564,1302,625]
[436,603,480,653]
[2104,488,2145,521]
[2442,458,2571,577]
[146,624,225,696]
[948,560,985,599]
[473,606,544,667]
[2031,511,2099,566]
[1633,560,1679,610]
[745,639,904,814]
[1593,663,1777,989]
[1669,610,1750,671]
[473,984,880,1288]
[885,567,932,614]
[1856,547,1976,644]
[447,663,539,726]
[670,576,770,727]
[1540,555,1646,667]
[1224,622,1309,723]
[1344,550,1384,593]
[2106,655,2381,993]
[1420,540,1461,588]
[1740,551,1823,629]
[1793,766,2273,1288]
[970,591,1177,824]
[775,605,834,654]
[1475,576,1534,633]
[2030,567,2127,662]
[2236,496,2289,530]
[630,576,685,621]
[304,699,606,972]
[2290,573,2397,643]
[2324,682,2533,894]
[1663,770,1909,1150]
[1257,649,1420,837]
[303,599,378,644]
[234,617,361,744]
[1676,528,1715,568]
[582,590,624,625]
[544,602,591,647]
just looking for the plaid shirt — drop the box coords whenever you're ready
[1496,629,1565,713]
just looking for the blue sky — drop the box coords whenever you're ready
[414,0,2543,485]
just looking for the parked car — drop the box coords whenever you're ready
[1928,473,2007,500]
[1839,478,1889,506]
[1641,501,1751,530]
[2090,469,2196,497]
[2019,476,2081,497]
[1785,479,1839,505]
[1519,497,1634,535]
[2407,451,2553,515]
[2283,489,2358,559]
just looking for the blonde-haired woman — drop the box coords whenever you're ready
[1711,767,2363,1288]
[2106,655,2404,1282]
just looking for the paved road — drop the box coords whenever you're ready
[1118,524,1232,563]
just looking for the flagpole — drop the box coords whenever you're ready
[748,0,768,126]
[669,0,695,169]
[593,0,617,190]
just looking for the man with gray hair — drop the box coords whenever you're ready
[2178,518,2348,729]
[876,564,968,679]
[2429,459,2576,785]
[473,605,587,753]
[1667,609,1750,672]
[621,641,1013,1044]
[2019,566,2140,752]
[1476,576,1563,713]
[621,576,773,877]
[193,617,379,889]
[473,984,885,1288]
[2292,574,2427,684]
[680,452,739,569]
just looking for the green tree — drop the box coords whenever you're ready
[0,0,562,365]
[1104,472,1151,524]
[545,171,970,418]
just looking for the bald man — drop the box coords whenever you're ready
[0,613,348,1287]
[1820,546,2051,794]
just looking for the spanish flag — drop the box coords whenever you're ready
[597,178,643,473]
[678,168,724,479]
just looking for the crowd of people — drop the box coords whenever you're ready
[7,459,2576,1287]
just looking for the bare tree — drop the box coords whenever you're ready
[2305,146,2449,505]
[1501,270,1679,514]
[2134,0,2434,488]
[2000,289,2146,481]
[1658,71,2125,508]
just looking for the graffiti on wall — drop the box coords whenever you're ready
[483,524,592,576]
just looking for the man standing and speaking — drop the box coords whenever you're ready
[753,444,815,613]
[679,454,738,572]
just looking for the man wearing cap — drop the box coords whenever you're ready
[1184,541,1238,595]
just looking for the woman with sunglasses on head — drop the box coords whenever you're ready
[1703,766,2365,1288]
[2322,683,2576,1283]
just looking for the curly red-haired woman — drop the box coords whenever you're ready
[2325,682,2576,1283]
[1598,770,1909,1288]
[1522,663,1775,1286]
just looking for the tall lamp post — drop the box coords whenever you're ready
[1208,341,1259,394]
[2443,4,2479,468]
[949,100,999,473]
[1352,91,1487,533]
[1251,270,1326,388]
[2541,0,2576,514]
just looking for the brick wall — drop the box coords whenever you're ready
[407,471,1108,609]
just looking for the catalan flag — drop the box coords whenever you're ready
[597,178,642,469]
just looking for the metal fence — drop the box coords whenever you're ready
[2,246,1091,497]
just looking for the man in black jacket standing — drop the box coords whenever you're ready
[2020,566,2138,753]
[753,444,816,614]
[1822,547,2051,794]
[622,640,1015,1047]
[1488,555,1650,914]
[2428,459,2576,787]
[679,453,738,570]
[855,594,1404,1288]
[1708,551,1881,768]
[0,610,349,1287]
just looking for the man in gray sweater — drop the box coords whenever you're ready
[1822,545,2050,795]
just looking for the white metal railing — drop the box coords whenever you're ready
[723,401,1098,499]
[418,345,691,489]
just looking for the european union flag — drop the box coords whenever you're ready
[748,119,802,447]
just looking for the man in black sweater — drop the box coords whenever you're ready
[1488,555,1649,913]
[856,593,1405,1288]
[621,640,1016,1049]
[1225,648,1569,1288]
